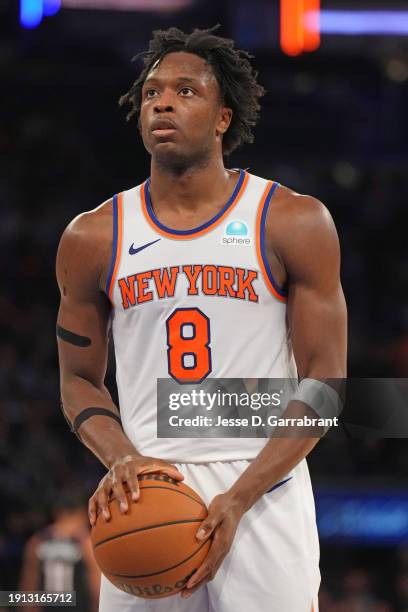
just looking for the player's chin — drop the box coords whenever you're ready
[150,138,180,154]
[153,144,189,167]
[143,132,178,155]
[153,139,178,148]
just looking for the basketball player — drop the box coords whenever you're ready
[19,489,100,612]
[56,27,347,611]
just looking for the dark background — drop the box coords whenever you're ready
[1,0,408,610]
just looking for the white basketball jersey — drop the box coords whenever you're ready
[106,169,298,462]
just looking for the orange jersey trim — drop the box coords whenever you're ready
[256,181,287,303]
[140,170,249,240]
[108,192,123,303]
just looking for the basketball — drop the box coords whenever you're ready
[90,473,211,599]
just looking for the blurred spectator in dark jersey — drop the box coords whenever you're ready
[19,488,100,611]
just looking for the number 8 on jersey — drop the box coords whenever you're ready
[166,307,212,384]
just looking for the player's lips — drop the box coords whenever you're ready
[150,118,178,138]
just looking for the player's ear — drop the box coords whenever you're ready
[216,106,233,136]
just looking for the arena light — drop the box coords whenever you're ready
[280,0,321,57]
[303,0,320,51]
[20,0,43,28]
[20,0,191,28]
[311,11,408,35]
[20,0,61,28]
[61,0,192,10]
[43,0,61,16]
[280,0,303,56]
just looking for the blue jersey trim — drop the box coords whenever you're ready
[144,169,245,236]
[260,183,287,298]
[266,476,292,494]
[105,194,118,296]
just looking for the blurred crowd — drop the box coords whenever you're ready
[1,2,408,609]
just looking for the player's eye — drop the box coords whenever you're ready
[145,89,158,98]
[179,87,194,96]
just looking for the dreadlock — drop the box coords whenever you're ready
[119,25,265,156]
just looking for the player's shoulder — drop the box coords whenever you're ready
[56,196,115,287]
[260,180,340,268]
[61,197,113,247]
[273,183,329,221]
[258,177,335,237]
[57,197,116,267]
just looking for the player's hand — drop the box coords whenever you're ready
[180,492,245,598]
[88,453,184,525]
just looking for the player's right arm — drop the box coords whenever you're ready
[56,202,183,524]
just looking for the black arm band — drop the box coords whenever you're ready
[72,407,122,436]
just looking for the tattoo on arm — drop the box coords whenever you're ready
[56,324,92,347]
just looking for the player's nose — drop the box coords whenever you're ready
[153,88,175,113]
[153,102,174,113]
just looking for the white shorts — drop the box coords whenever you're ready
[99,459,320,612]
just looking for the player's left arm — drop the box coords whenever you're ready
[19,535,42,612]
[181,192,347,598]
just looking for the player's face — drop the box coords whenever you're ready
[139,52,232,169]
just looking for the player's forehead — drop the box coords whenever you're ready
[144,52,218,89]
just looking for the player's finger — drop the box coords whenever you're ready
[191,552,216,585]
[124,467,140,502]
[185,565,210,592]
[111,480,129,513]
[182,564,212,596]
[88,497,97,526]
[162,464,185,480]
[180,580,207,599]
[96,488,111,521]
[139,462,184,481]
[196,514,219,540]
[186,530,227,591]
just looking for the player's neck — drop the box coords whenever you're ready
[149,156,234,213]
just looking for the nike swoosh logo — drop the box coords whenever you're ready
[129,239,161,255]
[266,476,292,494]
